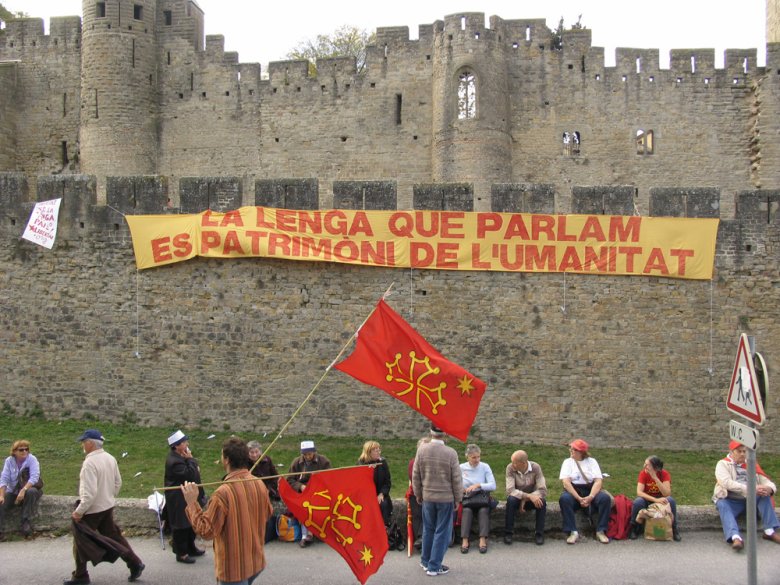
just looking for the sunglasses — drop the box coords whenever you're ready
[16,448,29,452]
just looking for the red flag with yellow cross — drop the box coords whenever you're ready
[335,299,487,441]
[279,466,388,584]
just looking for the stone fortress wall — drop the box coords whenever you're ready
[1,1,780,450]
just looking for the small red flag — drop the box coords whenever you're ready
[279,466,388,584]
[335,299,487,441]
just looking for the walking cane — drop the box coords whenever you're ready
[406,484,414,558]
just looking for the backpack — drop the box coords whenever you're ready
[276,513,302,542]
[606,494,633,540]
[386,520,406,551]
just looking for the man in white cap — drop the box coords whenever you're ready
[164,430,205,564]
[64,429,144,585]
[287,441,331,547]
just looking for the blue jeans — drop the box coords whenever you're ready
[218,570,261,585]
[631,496,678,531]
[421,501,454,572]
[716,496,780,542]
[559,490,611,533]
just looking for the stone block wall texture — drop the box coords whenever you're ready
[1,175,780,454]
[2,4,780,452]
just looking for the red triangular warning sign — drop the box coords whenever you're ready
[726,334,765,425]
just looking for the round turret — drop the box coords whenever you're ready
[431,13,512,209]
[80,0,158,196]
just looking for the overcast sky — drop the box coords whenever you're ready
[6,0,768,68]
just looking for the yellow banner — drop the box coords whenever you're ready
[125,207,719,279]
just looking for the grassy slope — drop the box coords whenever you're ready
[2,415,777,505]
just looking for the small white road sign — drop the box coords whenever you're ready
[726,334,766,426]
[729,419,759,450]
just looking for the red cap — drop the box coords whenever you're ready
[569,439,589,452]
[729,440,743,451]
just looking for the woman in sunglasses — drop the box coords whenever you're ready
[0,439,42,540]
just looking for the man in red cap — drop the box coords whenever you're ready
[713,441,780,551]
[558,439,612,544]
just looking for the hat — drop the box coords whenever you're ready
[729,440,744,451]
[300,440,316,453]
[569,439,589,452]
[168,430,188,447]
[78,429,104,442]
[430,423,444,434]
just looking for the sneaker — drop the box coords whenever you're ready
[732,537,744,551]
[426,565,449,576]
[503,534,512,545]
[628,524,639,540]
[566,531,579,544]
[128,563,145,582]
[596,531,609,544]
[420,562,427,571]
[535,532,544,546]
[673,529,682,542]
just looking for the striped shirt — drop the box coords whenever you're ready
[186,469,273,582]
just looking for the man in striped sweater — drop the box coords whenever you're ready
[183,437,273,585]
[412,424,463,577]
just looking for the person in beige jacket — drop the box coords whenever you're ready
[713,440,780,551]
[63,429,145,585]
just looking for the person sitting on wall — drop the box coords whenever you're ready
[287,441,331,548]
[0,439,43,540]
[714,440,780,551]
[248,441,280,501]
[459,443,496,554]
[558,438,611,545]
[504,449,547,546]
[628,455,681,541]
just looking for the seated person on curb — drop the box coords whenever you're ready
[248,441,280,501]
[0,439,42,540]
[629,455,680,541]
[459,443,496,554]
[504,449,547,546]
[287,440,331,548]
[714,440,780,551]
[558,438,611,544]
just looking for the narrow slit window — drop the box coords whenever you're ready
[636,57,641,73]
[691,56,696,73]
[461,16,466,30]
[562,131,581,156]
[132,39,135,67]
[457,70,476,120]
[743,57,749,74]
[164,10,172,25]
[636,129,654,155]
[525,26,530,41]
[395,93,402,125]
[62,93,67,117]
[94,88,99,118]
[61,141,69,165]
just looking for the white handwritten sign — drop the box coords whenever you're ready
[22,198,62,249]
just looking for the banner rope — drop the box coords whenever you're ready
[249,282,395,474]
[156,463,370,492]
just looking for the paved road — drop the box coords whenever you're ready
[1,531,779,585]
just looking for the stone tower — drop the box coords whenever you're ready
[80,0,159,196]
[769,0,780,43]
[431,14,512,210]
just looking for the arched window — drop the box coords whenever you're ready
[457,70,476,120]
[562,130,581,156]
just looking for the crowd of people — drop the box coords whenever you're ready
[0,429,779,583]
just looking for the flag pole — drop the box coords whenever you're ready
[155,463,369,492]
[249,282,395,474]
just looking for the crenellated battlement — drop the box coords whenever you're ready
[0,16,82,53]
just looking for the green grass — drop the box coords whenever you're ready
[1,414,778,505]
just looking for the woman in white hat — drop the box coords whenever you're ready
[164,430,205,563]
